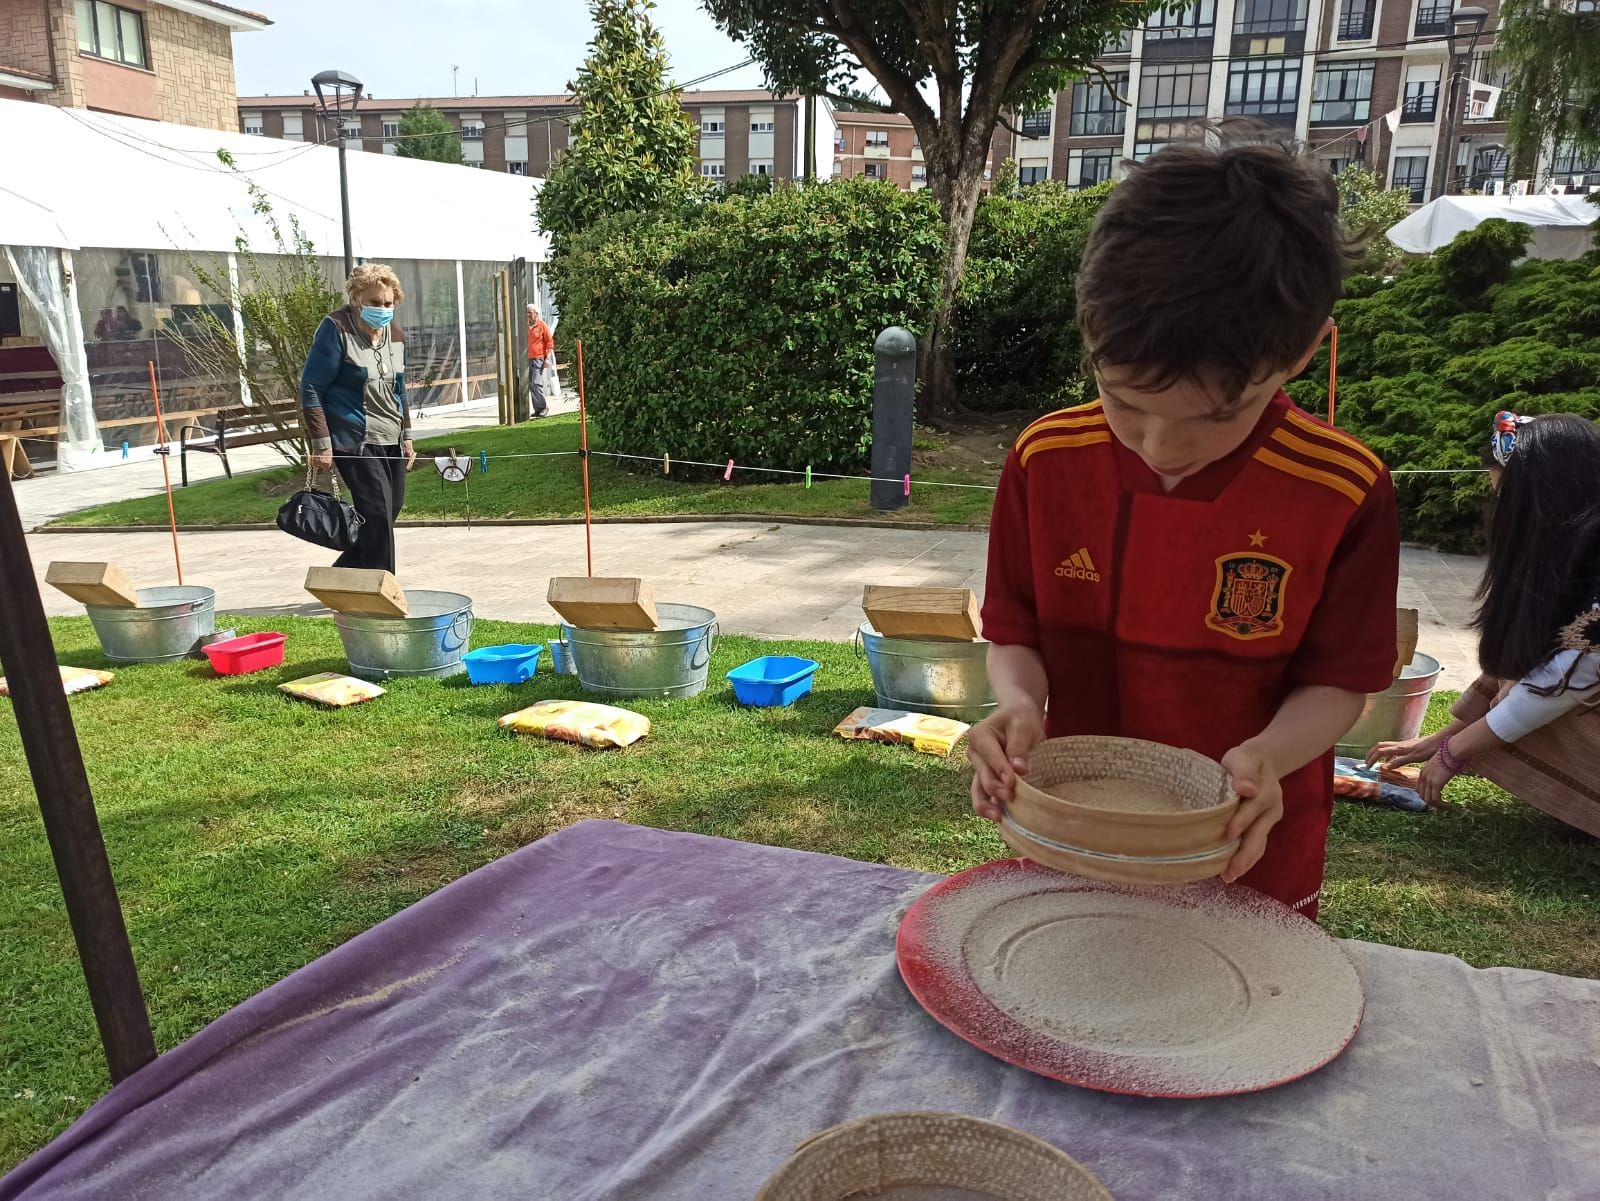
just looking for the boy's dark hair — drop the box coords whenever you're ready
[1474,414,1600,691]
[1076,125,1358,407]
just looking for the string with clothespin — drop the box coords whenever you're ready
[435,445,473,530]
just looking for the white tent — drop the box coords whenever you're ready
[1387,195,1598,261]
[0,98,547,470]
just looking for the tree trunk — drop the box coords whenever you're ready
[920,164,985,419]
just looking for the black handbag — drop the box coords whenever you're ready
[276,464,364,551]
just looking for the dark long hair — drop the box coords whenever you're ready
[1473,414,1600,691]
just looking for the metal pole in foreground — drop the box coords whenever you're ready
[336,134,354,278]
[870,326,916,511]
[0,473,155,1084]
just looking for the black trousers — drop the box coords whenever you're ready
[333,443,407,573]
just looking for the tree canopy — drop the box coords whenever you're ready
[536,0,699,247]
[700,0,1155,412]
[1496,0,1600,172]
[393,104,465,165]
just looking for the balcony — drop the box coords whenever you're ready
[1401,97,1438,123]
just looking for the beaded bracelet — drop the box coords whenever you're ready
[1438,736,1471,775]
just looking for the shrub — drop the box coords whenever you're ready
[548,179,944,471]
[951,182,1111,411]
[1293,230,1600,550]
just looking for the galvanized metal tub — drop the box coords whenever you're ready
[334,589,473,681]
[567,603,717,699]
[1336,652,1443,758]
[856,622,996,724]
[87,586,216,663]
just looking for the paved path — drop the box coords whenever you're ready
[24,522,1486,690]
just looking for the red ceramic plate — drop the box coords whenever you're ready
[897,858,1365,1098]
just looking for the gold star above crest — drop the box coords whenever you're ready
[1248,530,1268,548]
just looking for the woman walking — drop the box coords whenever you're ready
[300,264,416,573]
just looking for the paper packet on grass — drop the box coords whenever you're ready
[499,699,649,749]
[0,666,114,698]
[279,672,385,708]
[834,706,970,757]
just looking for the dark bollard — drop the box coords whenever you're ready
[871,326,916,511]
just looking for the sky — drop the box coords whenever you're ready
[232,0,772,100]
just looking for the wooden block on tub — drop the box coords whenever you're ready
[1394,607,1420,679]
[862,585,981,641]
[305,567,408,617]
[546,577,658,630]
[45,562,139,608]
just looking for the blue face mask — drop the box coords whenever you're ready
[360,306,394,329]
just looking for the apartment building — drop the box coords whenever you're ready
[1007,0,1596,202]
[1,0,268,131]
[832,110,1012,190]
[237,89,839,182]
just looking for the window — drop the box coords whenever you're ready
[834,131,847,152]
[75,1,146,67]
[750,160,773,175]
[751,119,775,132]
[242,113,264,137]
[1414,1,1452,37]
[1132,140,1170,162]
[1336,0,1376,38]
[866,130,890,148]
[281,113,303,142]
[128,253,161,304]
[1138,63,1212,119]
[701,119,725,135]
[461,120,485,140]
[1019,163,1049,186]
[1225,57,1302,118]
[342,122,362,142]
[1233,0,1307,35]
[507,161,529,176]
[1310,61,1374,124]
[1146,0,1216,41]
[1322,156,1350,176]
[911,164,926,180]
[832,160,843,176]
[699,162,726,178]
[1020,110,1052,139]
[1391,154,1429,202]
[863,162,886,179]
[382,121,400,140]
[1467,145,1509,191]
[1071,75,1128,136]
[1402,79,1439,122]
[1550,143,1600,185]
[1102,29,1135,54]
[1068,148,1115,189]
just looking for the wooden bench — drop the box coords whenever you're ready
[0,397,62,480]
[179,402,301,486]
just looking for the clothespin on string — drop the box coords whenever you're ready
[903,473,912,499]
[479,449,488,475]
[663,452,670,476]
[805,465,812,489]
[724,459,735,482]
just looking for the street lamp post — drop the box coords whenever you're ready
[1432,6,1489,203]
[311,69,364,278]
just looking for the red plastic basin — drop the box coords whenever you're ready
[203,632,287,675]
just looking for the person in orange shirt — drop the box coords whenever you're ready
[526,303,554,418]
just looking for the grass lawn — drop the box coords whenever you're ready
[3,614,1598,1170]
[46,414,1002,529]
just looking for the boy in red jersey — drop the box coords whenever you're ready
[968,131,1400,919]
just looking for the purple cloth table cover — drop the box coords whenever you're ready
[4,820,1599,1200]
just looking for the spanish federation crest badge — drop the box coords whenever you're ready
[1206,553,1292,640]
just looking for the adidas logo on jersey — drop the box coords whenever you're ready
[1054,549,1101,583]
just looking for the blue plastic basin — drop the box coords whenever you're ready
[462,643,544,685]
[727,655,819,707]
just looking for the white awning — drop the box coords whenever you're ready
[0,98,548,264]
[1387,194,1598,261]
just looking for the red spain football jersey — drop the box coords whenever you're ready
[982,393,1400,917]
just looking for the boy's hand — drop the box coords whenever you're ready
[967,703,1046,822]
[1219,744,1284,884]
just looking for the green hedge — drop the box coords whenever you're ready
[1287,220,1600,551]
[951,182,1111,412]
[547,179,945,472]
